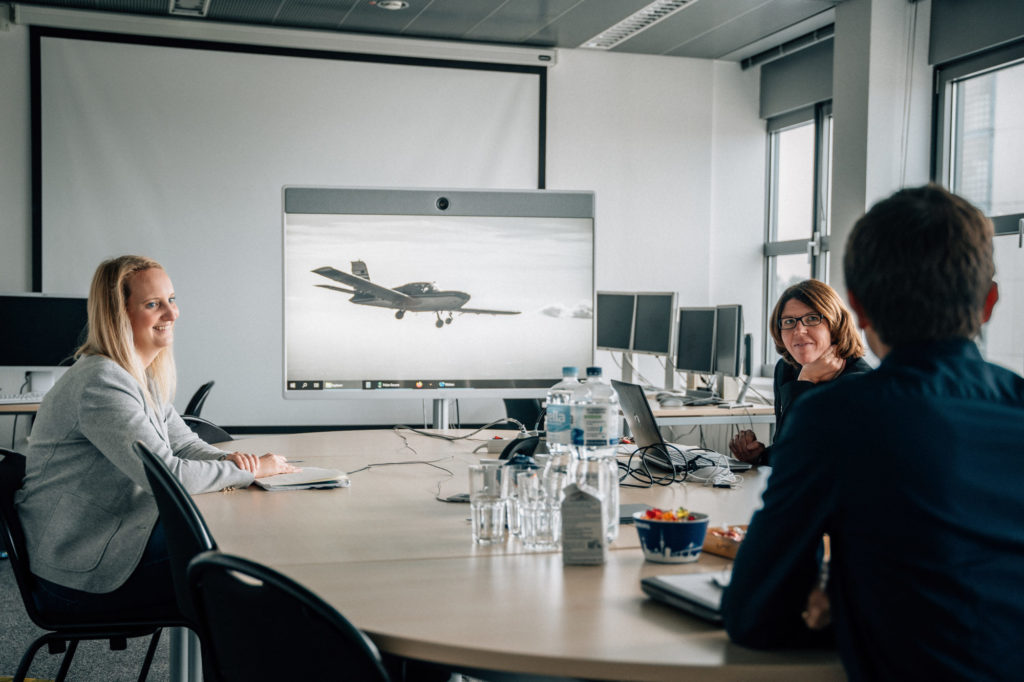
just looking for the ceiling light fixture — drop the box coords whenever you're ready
[581,0,692,50]
[374,1,410,10]
[168,0,210,17]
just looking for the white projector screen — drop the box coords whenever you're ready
[36,29,544,428]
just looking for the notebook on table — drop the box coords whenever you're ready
[252,467,350,491]
[612,380,752,473]
[640,570,730,625]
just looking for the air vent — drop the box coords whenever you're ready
[169,0,210,17]
[581,0,692,50]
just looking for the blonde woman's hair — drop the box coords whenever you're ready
[77,255,176,406]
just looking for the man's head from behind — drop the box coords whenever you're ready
[844,184,997,350]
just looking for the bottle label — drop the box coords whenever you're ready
[546,404,571,444]
[571,405,618,447]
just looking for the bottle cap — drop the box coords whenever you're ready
[562,366,579,376]
[586,367,602,377]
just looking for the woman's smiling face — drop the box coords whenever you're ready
[779,298,832,366]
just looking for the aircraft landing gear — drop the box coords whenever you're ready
[435,319,445,328]
[444,315,453,325]
[395,310,405,320]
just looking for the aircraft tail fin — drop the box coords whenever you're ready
[351,260,370,280]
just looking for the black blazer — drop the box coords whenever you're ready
[759,355,873,465]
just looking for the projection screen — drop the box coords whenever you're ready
[35,29,544,427]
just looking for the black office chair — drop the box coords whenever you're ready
[0,448,179,682]
[133,441,217,627]
[181,415,233,445]
[502,398,544,431]
[188,550,391,682]
[183,381,215,418]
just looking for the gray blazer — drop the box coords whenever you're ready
[15,354,255,593]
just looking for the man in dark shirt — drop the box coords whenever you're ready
[722,185,1024,680]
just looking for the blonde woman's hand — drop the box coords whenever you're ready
[223,452,259,473]
[254,453,300,478]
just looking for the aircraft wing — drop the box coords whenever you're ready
[312,266,415,305]
[315,284,356,294]
[458,307,521,316]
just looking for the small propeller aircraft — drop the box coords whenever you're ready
[312,260,521,327]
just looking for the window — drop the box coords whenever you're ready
[762,103,833,370]
[936,41,1024,374]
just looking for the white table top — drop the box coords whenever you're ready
[194,429,841,681]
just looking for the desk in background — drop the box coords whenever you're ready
[651,402,774,427]
[194,429,839,681]
[0,403,41,415]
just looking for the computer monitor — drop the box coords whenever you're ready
[675,307,717,374]
[595,292,635,353]
[283,187,595,400]
[631,292,676,356]
[0,293,88,391]
[714,304,744,377]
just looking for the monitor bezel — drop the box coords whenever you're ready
[675,306,718,375]
[713,304,744,378]
[0,292,88,369]
[281,186,596,400]
[630,291,677,357]
[595,290,636,353]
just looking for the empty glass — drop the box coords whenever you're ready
[516,469,560,550]
[468,463,506,544]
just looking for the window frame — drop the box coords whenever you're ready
[761,101,833,371]
[934,39,1024,237]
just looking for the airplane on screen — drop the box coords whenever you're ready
[312,260,521,328]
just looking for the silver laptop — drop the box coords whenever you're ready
[611,379,752,473]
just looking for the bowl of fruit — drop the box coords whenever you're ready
[633,507,710,564]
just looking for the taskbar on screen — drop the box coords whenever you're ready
[286,379,555,391]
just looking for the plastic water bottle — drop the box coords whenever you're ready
[570,367,621,543]
[545,367,579,459]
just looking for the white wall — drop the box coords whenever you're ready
[0,21,767,439]
[547,49,764,389]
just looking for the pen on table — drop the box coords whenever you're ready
[287,460,305,463]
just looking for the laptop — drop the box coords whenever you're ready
[640,570,730,624]
[611,379,752,473]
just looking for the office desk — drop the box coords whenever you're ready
[651,402,775,427]
[194,429,840,681]
[0,402,41,415]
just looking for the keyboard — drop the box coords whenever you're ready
[0,392,47,405]
[638,444,751,473]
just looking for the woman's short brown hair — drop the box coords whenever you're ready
[769,279,865,367]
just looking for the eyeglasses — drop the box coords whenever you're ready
[779,313,824,330]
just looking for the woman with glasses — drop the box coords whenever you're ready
[729,279,870,465]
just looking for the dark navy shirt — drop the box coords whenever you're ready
[723,338,1024,681]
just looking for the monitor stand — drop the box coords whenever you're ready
[717,373,753,409]
[432,398,451,430]
[27,370,55,393]
[621,352,636,385]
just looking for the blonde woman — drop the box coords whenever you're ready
[16,255,295,617]
[729,279,870,466]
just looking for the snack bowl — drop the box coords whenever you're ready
[633,510,710,564]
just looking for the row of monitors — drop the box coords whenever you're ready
[1,292,741,380]
[595,292,744,377]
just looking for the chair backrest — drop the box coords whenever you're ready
[183,380,215,417]
[0,449,44,624]
[502,398,544,431]
[181,415,233,445]
[188,551,391,682]
[133,441,217,623]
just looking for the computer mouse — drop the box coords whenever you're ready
[658,397,684,407]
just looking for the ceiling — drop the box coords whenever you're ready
[11,0,840,62]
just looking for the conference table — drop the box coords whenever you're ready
[193,429,841,681]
